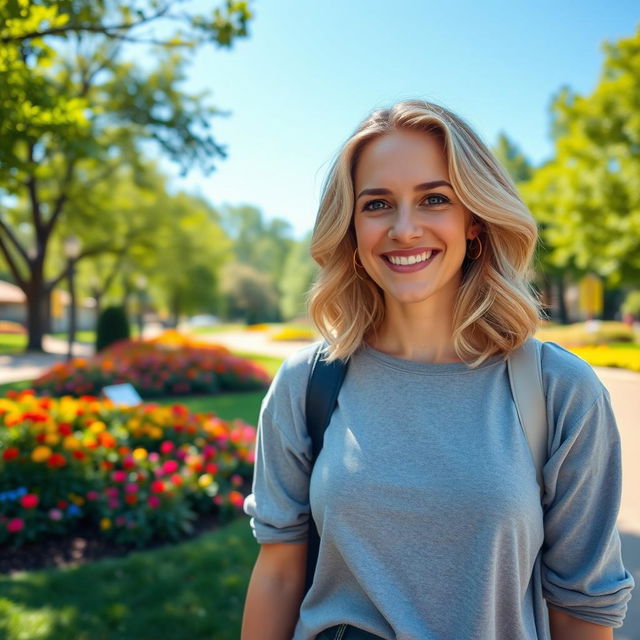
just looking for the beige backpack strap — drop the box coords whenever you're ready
[506,338,547,498]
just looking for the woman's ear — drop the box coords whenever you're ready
[467,215,483,240]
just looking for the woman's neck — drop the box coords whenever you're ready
[368,294,460,364]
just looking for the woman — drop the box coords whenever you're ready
[240,100,634,640]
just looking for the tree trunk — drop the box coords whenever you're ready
[555,274,569,325]
[25,273,47,352]
[603,287,624,321]
[170,291,181,328]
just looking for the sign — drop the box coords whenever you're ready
[578,274,603,319]
[102,383,143,407]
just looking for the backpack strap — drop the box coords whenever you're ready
[506,338,547,498]
[304,342,349,596]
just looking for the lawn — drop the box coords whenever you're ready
[0,334,26,354]
[0,516,259,640]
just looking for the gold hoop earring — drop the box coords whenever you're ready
[353,248,365,279]
[467,236,483,260]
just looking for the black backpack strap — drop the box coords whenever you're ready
[304,342,349,596]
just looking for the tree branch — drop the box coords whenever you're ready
[0,213,31,266]
[1,3,174,44]
[45,158,77,236]
[0,232,28,289]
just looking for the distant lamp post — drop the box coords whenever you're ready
[135,274,148,340]
[63,235,81,360]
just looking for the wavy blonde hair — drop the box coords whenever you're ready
[308,100,541,365]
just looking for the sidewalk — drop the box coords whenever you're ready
[0,337,93,384]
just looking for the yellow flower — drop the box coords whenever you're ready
[133,447,148,460]
[100,518,112,530]
[89,421,106,434]
[68,494,85,506]
[149,426,163,440]
[198,474,213,488]
[63,436,81,450]
[32,446,53,462]
[45,432,60,446]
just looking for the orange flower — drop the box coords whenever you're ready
[32,445,53,462]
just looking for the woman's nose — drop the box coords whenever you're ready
[387,206,422,241]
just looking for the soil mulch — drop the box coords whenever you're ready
[0,511,223,576]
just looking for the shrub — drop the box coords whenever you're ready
[96,305,130,352]
[622,291,640,320]
[0,391,255,548]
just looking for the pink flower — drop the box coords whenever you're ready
[111,470,127,483]
[124,483,138,494]
[147,495,160,508]
[7,518,24,533]
[20,493,39,509]
[104,487,119,499]
[122,456,136,470]
[162,460,179,474]
[202,445,216,459]
[213,495,223,505]
[231,474,243,487]
[49,508,64,521]
[160,441,174,454]
[108,498,119,509]
[86,491,99,501]
[148,452,160,463]
[175,449,188,460]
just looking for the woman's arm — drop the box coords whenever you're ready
[241,542,308,640]
[548,606,613,640]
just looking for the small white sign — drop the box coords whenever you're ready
[102,383,143,406]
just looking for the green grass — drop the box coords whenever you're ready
[0,516,259,640]
[155,391,266,425]
[0,334,27,354]
[232,351,284,378]
[50,331,95,344]
[187,323,246,335]
[0,380,34,395]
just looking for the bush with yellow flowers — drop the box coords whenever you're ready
[0,391,256,548]
[568,345,640,373]
[33,335,270,398]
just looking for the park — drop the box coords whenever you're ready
[1,2,639,639]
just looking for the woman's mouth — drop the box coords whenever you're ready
[381,250,439,272]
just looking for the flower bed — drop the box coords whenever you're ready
[568,345,640,373]
[0,391,256,548]
[33,335,270,397]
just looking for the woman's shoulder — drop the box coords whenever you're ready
[538,339,607,414]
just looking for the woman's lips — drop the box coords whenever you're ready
[380,250,439,273]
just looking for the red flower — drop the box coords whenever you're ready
[122,456,136,470]
[101,460,114,470]
[2,447,19,461]
[147,495,160,508]
[57,500,68,509]
[57,422,73,436]
[150,480,165,494]
[125,494,137,505]
[111,470,127,483]
[170,473,183,486]
[205,463,218,475]
[7,518,24,533]
[35,433,47,443]
[20,493,39,509]
[160,441,175,454]
[86,491,99,501]
[72,450,86,460]
[47,453,67,468]
[161,460,179,474]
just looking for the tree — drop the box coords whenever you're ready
[220,263,280,324]
[522,27,640,291]
[219,204,295,317]
[279,232,317,320]
[0,0,252,350]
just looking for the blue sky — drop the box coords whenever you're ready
[170,1,639,238]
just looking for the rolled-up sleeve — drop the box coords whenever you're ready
[541,388,635,627]
[243,351,314,544]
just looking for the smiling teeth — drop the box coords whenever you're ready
[387,250,433,266]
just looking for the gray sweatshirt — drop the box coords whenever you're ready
[243,340,634,639]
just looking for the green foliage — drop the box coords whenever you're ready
[279,231,317,319]
[621,291,640,319]
[95,305,130,352]
[492,133,533,183]
[522,27,640,286]
[220,262,280,324]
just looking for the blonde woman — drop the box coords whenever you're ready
[241,100,634,640]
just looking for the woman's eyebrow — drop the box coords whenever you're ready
[356,180,453,200]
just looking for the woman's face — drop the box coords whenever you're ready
[352,129,479,311]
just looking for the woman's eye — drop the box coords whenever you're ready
[424,194,450,206]
[362,199,387,211]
